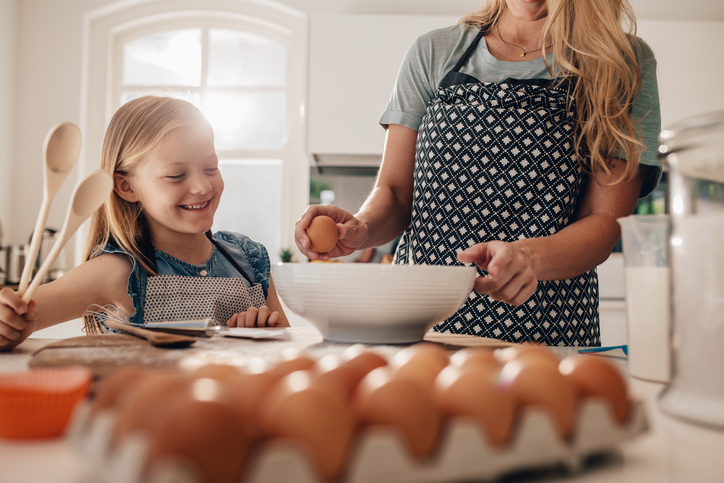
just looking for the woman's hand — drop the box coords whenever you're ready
[0,288,38,351]
[294,205,368,261]
[457,241,539,306]
[227,306,283,328]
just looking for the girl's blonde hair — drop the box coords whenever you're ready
[461,0,644,184]
[83,96,211,275]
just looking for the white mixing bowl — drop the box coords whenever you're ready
[272,262,477,344]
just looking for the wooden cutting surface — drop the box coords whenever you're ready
[28,327,515,377]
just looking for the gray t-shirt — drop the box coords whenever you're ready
[379,25,662,197]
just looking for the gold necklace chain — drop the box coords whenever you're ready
[496,26,552,58]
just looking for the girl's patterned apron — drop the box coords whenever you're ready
[393,29,600,346]
[143,232,266,326]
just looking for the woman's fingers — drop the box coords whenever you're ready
[256,306,271,327]
[227,313,239,328]
[464,241,538,305]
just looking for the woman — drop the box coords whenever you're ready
[295,0,661,346]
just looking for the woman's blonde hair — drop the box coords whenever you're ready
[461,0,644,183]
[83,96,211,275]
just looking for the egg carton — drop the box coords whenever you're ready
[67,397,647,483]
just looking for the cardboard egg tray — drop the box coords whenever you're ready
[68,396,647,483]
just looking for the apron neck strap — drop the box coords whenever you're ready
[205,230,255,285]
[451,26,487,74]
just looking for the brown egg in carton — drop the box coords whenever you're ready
[66,345,648,483]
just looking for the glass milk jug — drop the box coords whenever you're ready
[658,110,724,428]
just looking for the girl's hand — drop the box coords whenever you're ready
[0,288,38,352]
[457,241,539,306]
[294,205,368,261]
[227,306,283,328]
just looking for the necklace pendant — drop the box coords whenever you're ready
[520,52,526,57]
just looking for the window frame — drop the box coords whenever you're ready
[80,2,309,264]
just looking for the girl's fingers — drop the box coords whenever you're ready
[227,313,240,328]
[244,307,259,328]
[267,311,282,327]
[257,306,271,327]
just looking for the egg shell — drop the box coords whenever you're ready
[449,348,501,373]
[340,346,388,375]
[259,370,356,481]
[496,345,560,366]
[307,215,339,253]
[269,350,317,379]
[113,371,193,443]
[91,365,147,413]
[434,364,516,446]
[559,354,629,423]
[354,366,443,459]
[146,395,252,483]
[191,364,245,383]
[389,343,450,389]
[313,354,368,400]
[498,358,577,439]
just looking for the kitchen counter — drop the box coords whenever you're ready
[1,330,723,483]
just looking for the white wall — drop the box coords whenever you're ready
[0,0,16,247]
[2,0,724,247]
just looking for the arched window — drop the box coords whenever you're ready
[82,2,308,263]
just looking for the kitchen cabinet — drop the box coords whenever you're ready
[308,14,458,164]
[308,16,724,162]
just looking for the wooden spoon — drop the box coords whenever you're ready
[18,123,82,293]
[22,170,113,303]
[105,320,196,348]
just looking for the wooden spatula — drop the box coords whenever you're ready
[105,320,195,348]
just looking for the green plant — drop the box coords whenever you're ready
[279,248,295,263]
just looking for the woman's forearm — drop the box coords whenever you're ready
[355,124,418,249]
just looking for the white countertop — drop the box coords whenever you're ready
[1,336,723,483]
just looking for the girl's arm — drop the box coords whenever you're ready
[0,253,134,350]
[459,158,645,305]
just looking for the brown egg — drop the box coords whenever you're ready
[340,345,388,375]
[307,215,339,253]
[498,357,577,439]
[258,370,356,481]
[313,354,368,400]
[191,364,244,383]
[146,382,253,483]
[354,366,443,459]
[449,348,501,373]
[389,343,450,389]
[434,364,516,446]
[269,349,317,379]
[91,365,146,413]
[496,345,560,366]
[113,371,193,442]
[559,354,629,424]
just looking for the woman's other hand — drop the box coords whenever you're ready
[0,288,38,351]
[227,306,283,328]
[457,241,538,306]
[294,205,367,261]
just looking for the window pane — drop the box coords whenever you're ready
[208,29,286,86]
[121,90,200,106]
[213,160,283,263]
[123,30,202,86]
[202,92,285,151]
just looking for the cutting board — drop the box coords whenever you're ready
[28,328,515,377]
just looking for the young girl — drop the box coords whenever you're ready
[0,96,288,351]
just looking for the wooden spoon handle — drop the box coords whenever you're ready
[105,320,195,347]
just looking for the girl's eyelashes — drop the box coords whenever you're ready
[167,173,186,180]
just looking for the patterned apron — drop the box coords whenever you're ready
[143,234,266,326]
[393,29,600,346]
